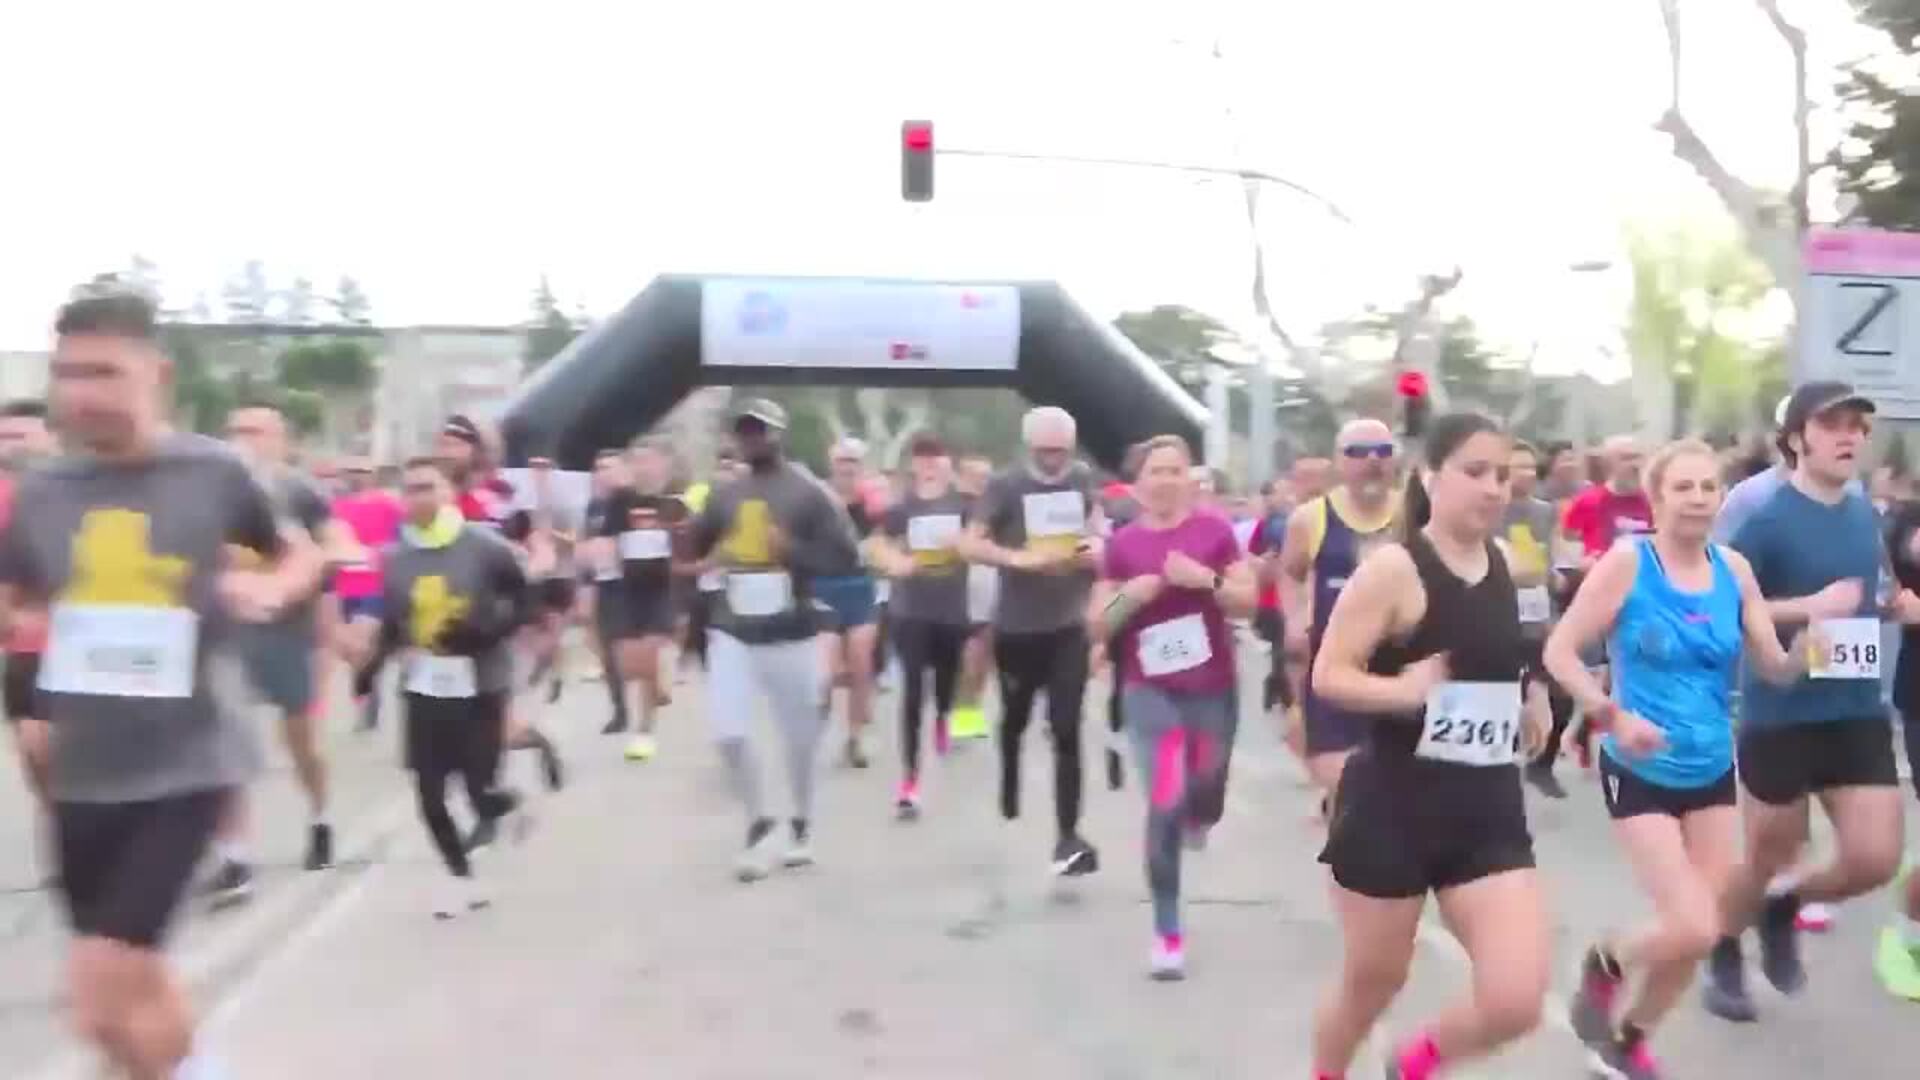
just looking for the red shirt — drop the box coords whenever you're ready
[1561,484,1653,557]
[457,474,515,525]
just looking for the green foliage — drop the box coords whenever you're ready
[163,325,232,434]
[1625,222,1783,435]
[1113,305,1236,395]
[525,276,581,373]
[1833,2,1920,228]
[277,339,376,393]
[328,276,373,325]
[279,389,326,436]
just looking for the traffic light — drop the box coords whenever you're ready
[1396,369,1431,439]
[901,120,934,202]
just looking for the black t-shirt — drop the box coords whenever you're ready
[882,489,972,625]
[596,488,687,595]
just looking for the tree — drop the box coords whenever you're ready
[1832,2,1920,227]
[1113,305,1240,395]
[524,275,582,373]
[279,276,318,325]
[222,260,272,323]
[277,339,378,447]
[328,276,374,325]
[163,325,232,434]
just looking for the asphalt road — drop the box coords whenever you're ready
[6,645,1919,1078]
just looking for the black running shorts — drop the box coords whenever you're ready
[1598,752,1736,820]
[1319,749,1535,899]
[1736,717,1899,806]
[55,788,228,948]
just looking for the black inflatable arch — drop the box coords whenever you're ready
[498,274,1208,473]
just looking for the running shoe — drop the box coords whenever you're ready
[1149,935,1186,981]
[735,818,778,882]
[895,779,921,821]
[782,818,815,869]
[534,732,565,791]
[1523,760,1568,799]
[623,733,658,762]
[202,861,254,909]
[1051,834,1100,877]
[1701,936,1758,1022]
[843,736,870,770]
[433,874,491,920]
[949,704,989,741]
[1569,945,1622,1049]
[1796,900,1836,933]
[1757,891,1806,994]
[304,822,334,871]
[1589,1025,1662,1080]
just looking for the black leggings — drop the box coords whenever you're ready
[406,693,516,877]
[994,624,1090,838]
[892,617,965,776]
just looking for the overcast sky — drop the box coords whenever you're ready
[0,0,1889,379]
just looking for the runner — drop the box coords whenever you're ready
[819,437,883,769]
[1703,381,1908,1022]
[868,433,971,818]
[1545,439,1815,1077]
[437,415,564,798]
[952,451,997,742]
[0,400,55,868]
[519,456,581,706]
[1503,440,1576,799]
[1099,443,1149,792]
[1279,419,1401,812]
[592,438,684,761]
[204,402,342,904]
[1091,434,1257,980]
[332,456,405,732]
[1308,412,1551,1080]
[0,291,322,1078]
[959,406,1103,876]
[681,447,744,672]
[582,449,636,733]
[689,399,860,880]
[342,456,529,917]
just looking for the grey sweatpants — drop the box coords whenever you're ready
[707,630,827,824]
[1122,683,1236,938]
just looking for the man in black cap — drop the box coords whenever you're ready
[1704,380,1914,1021]
[688,398,862,880]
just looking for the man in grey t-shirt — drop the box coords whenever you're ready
[0,292,320,1080]
[960,406,1105,877]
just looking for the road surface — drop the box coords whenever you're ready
[5,647,1918,1078]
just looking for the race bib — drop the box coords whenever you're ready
[1810,617,1882,680]
[1022,491,1085,556]
[1516,585,1551,625]
[405,653,477,699]
[619,529,670,561]
[907,514,963,552]
[727,571,792,617]
[1416,681,1522,767]
[40,604,199,699]
[696,569,725,593]
[1137,613,1213,678]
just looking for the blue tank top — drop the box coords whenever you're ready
[1602,538,1742,788]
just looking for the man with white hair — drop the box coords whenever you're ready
[960,406,1104,876]
[1277,417,1400,810]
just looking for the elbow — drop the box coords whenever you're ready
[1310,651,1357,710]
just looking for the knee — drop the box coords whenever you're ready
[1841,835,1904,892]
[1666,901,1722,963]
[1340,948,1412,1007]
[67,939,132,1045]
[1474,979,1546,1042]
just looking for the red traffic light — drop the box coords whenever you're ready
[903,121,933,152]
[901,120,934,202]
[1396,370,1430,398]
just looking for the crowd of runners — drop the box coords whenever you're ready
[3,291,1920,1079]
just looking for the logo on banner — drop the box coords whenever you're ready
[889,342,930,362]
[737,291,787,335]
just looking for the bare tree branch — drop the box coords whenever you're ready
[1241,179,1306,362]
[1659,0,1683,114]
[1756,0,1813,231]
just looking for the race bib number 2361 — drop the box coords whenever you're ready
[1416,681,1521,767]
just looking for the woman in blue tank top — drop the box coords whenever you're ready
[1544,440,1812,1078]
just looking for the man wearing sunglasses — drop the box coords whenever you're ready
[1277,418,1401,809]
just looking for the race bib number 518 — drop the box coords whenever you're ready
[1810,617,1881,680]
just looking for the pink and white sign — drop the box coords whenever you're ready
[1800,227,1920,419]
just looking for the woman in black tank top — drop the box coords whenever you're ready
[1305,414,1552,1080]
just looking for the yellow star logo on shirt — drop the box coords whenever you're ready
[409,574,469,649]
[720,499,775,567]
[62,509,190,607]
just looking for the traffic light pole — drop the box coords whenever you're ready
[933,146,1354,225]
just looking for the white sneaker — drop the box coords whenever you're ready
[735,821,778,882]
[623,733,658,762]
[782,825,814,869]
[433,874,490,919]
[1149,937,1186,981]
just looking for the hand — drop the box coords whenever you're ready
[1892,588,1920,626]
[1610,708,1668,758]
[1806,577,1865,622]
[1119,574,1164,607]
[1396,652,1450,711]
[1789,623,1834,673]
[1521,695,1550,758]
[1163,550,1217,590]
[1074,535,1105,571]
[1089,640,1110,678]
[218,570,287,623]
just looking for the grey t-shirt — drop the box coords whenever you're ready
[883,489,972,625]
[0,433,283,803]
[978,464,1099,634]
[378,524,527,695]
[692,461,862,644]
[235,469,331,649]
[1500,495,1559,637]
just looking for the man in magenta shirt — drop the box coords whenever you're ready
[1092,434,1259,981]
[331,459,404,729]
